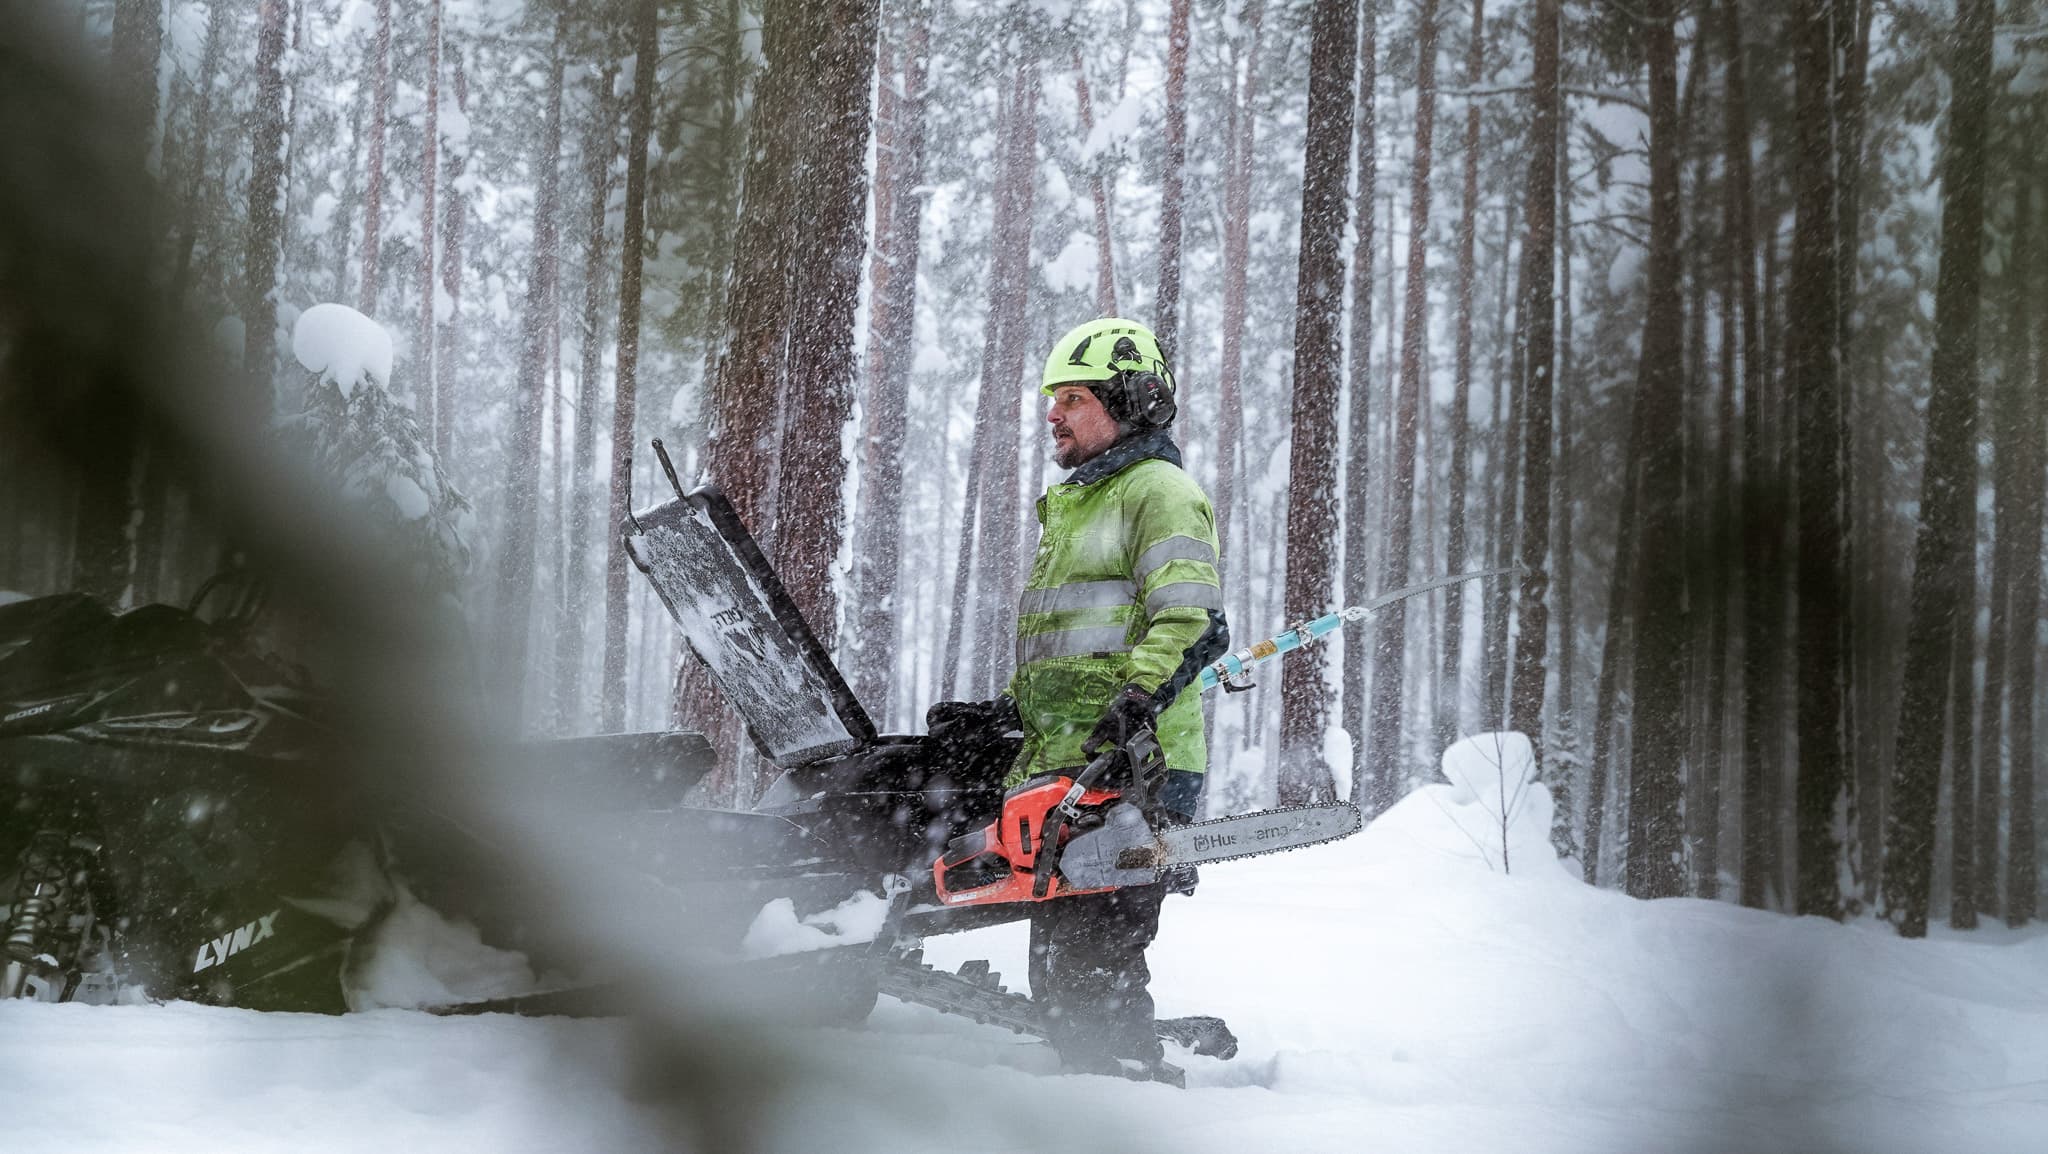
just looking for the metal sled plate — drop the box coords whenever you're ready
[624,486,875,768]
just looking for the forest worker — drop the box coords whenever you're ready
[927,317,1229,1077]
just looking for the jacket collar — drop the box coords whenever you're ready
[1063,426,1183,487]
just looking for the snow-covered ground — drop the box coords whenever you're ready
[5,736,2046,1153]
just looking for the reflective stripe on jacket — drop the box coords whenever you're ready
[1004,453,1223,788]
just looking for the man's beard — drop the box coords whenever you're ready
[1054,433,1081,469]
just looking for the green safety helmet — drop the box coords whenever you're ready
[1040,317,1179,429]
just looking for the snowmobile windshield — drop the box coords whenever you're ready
[624,487,875,767]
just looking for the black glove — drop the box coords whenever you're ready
[925,696,1020,745]
[1082,684,1160,760]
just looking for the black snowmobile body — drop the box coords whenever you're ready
[0,487,1018,1013]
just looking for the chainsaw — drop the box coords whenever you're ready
[931,566,1516,909]
[933,721,1360,906]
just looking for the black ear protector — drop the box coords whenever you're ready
[1107,336,1178,429]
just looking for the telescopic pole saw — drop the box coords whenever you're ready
[1197,566,1523,694]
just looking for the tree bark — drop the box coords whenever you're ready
[1785,0,1851,922]
[493,24,565,728]
[1882,0,1994,938]
[1070,45,1117,316]
[1508,0,1559,773]
[168,0,226,310]
[1342,0,1380,803]
[1622,0,1688,900]
[770,0,882,652]
[420,0,444,458]
[1277,0,1358,807]
[852,1,932,723]
[1434,0,1480,758]
[359,0,392,316]
[1153,0,1191,362]
[2005,160,2046,928]
[554,61,619,729]
[967,38,1039,699]
[437,51,468,430]
[1216,3,1264,687]
[239,0,290,414]
[1723,0,1776,911]
[600,0,660,732]
[1361,0,1437,813]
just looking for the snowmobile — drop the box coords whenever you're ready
[0,457,1366,1081]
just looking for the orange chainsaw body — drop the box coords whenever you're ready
[931,775,1124,907]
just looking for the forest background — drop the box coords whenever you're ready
[6,0,2048,941]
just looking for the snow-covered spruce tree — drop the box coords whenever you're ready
[279,305,472,600]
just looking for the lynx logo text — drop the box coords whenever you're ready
[191,910,280,973]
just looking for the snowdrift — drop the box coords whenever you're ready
[5,732,2045,1153]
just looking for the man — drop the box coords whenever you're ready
[930,318,1227,1076]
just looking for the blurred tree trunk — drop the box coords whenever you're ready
[1361,0,1432,813]
[1070,45,1117,316]
[1153,0,1190,362]
[109,0,160,170]
[494,27,565,728]
[1622,0,1687,900]
[1787,0,1850,921]
[1554,102,1578,804]
[1342,0,1379,803]
[1835,0,1876,913]
[1882,0,1994,938]
[239,0,290,415]
[1950,492,1981,929]
[966,34,1038,699]
[1278,0,1357,807]
[600,0,660,732]
[168,0,226,309]
[1216,2,1263,691]
[853,1,932,723]
[359,0,391,316]
[1481,247,1525,726]
[1508,0,1558,781]
[420,0,444,457]
[2005,158,2045,928]
[437,51,469,439]
[1723,0,1776,911]
[1433,0,1477,759]
[770,0,882,653]
[554,61,618,729]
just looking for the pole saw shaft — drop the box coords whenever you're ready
[1196,566,1521,694]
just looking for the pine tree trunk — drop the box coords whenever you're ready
[1482,243,1527,727]
[168,0,226,310]
[1216,4,1263,689]
[967,41,1039,699]
[109,0,160,168]
[1622,0,1688,900]
[359,0,391,316]
[1785,0,1851,921]
[770,0,881,653]
[1360,0,1433,814]
[554,62,619,729]
[1554,100,1579,799]
[1950,499,1981,929]
[1434,0,1478,759]
[600,0,660,733]
[1070,45,1117,316]
[494,27,565,728]
[2005,160,2046,928]
[1278,0,1357,807]
[1153,0,1190,361]
[437,50,468,441]
[1509,0,1559,768]
[420,0,444,458]
[1724,0,1777,911]
[852,1,931,723]
[1342,0,1380,802]
[1882,0,1994,937]
[239,0,290,413]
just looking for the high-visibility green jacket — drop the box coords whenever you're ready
[1004,432,1227,812]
